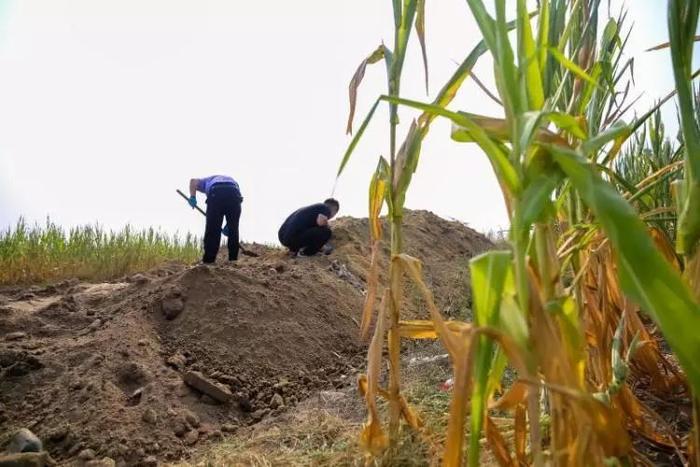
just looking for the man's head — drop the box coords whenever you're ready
[324,198,340,218]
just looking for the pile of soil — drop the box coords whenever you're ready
[0,210,492,465]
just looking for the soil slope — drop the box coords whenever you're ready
[0,210,492,465]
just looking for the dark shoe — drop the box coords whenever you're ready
[321,244,334,255]
[298,248,317,257]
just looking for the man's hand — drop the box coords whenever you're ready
[317,213,329,227]
[188,195,197,208]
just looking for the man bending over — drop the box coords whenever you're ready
[188,175,242,263]
[278,198,339,256]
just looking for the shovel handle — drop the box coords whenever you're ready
[176,189,207,216]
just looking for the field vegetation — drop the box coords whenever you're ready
[338,0,700,466]
[0,217,199,285]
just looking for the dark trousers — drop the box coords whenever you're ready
[203,185,242,263]
[282,226,331,255]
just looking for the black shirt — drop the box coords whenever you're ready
[278,203,331,243]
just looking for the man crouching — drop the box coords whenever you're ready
[278,198,339,256]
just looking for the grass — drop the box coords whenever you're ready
[187,347,492,467]
[0,217,200,285]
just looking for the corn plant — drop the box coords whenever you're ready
[667,0,700,461]
[339,0,429,451]
[613,109,683,239]
[338,2,525,458]
[339,0,700,465]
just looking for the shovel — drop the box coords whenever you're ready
[176,189,259,258]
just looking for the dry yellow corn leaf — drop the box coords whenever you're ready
[399,319,473,339]
[486,415,516,467]
[359,290,389,457]
[489,381,529,412]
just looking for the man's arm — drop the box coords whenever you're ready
[189,178,200,197]
[316,213,329,227]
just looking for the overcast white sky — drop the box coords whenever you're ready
[0,1,690,243]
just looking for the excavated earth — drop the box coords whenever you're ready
[0,210,492,466]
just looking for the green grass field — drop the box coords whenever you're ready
[0,217,200,285]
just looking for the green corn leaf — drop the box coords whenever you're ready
[378,95,521,194]
[337,98,382,177]
[548,112,587,140]
[415,0,428,94]
[394,120,423,204]
[517,171,562,228]
[602,18,620,51]
[464,0,522,122]
[547,144,700,393]
[669,0,700,255]
[468,250,512,467]
[495,0,524,120]
[580,120,630,157]
[429,16,520,114]
[548,46,598,86]
[519,111,545,152]
[536,0,549,75]
[517,0,544,110]
[464,0,497,56]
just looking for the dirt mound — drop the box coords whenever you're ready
[0,210,491,466]
[332,210,493,317]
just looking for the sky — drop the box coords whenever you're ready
[0,1,690,243]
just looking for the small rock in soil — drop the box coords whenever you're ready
[5,332,27,341]
[47,426,69,442]
[166,354,186,370]
[183,409,200,428]
[78,449,96,461]
[183,430,199,446]
[250,409,267,422]
[142,456,157,467]
[69,379,85,390]
[88,319,101,332]
[85,458,116,467]
[207,430,223,441]
[129,387,144,405]
[270,393,284,409]
[173,420,189,437]
[161,298,184,320]
[221,424,237,433]
[6,428,43,453]
[183,371,232,403]
[236,394,252,412]
[142,408,158,424]
[217,374,240,388]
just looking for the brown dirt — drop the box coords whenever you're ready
[0,210,492,466]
